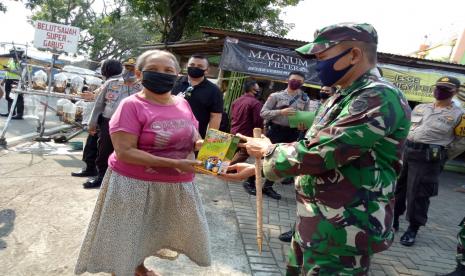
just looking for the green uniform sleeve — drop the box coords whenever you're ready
[263,88,405,181]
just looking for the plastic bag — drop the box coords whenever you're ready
[54,73,68,93]
[32,70,48,90]
[70,75,84,94]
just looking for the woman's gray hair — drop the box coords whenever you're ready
[135,50,180,73]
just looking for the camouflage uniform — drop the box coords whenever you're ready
[446,217,465,275]
[262,23,412,275]
[458,217,465,266]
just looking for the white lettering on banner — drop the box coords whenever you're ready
[247,49,309,75]
[34,20,80,54]
[248,50,309,67]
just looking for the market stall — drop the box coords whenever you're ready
[0,21,103,147]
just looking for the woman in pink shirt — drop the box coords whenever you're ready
[75,50,210,276]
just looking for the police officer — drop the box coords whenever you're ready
[257,71,311,200]
[1,49,24,119]
[319,86,336,104]
[221,23,411,275]
[394,76,464,246]
[83,59,142,189]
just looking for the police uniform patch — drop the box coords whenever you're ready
[349,98,369,115]
[454,115,465,137]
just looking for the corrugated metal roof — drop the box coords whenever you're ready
[201,26,310,44]
[141,27,465,73]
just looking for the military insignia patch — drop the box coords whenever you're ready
[349,98,369,115]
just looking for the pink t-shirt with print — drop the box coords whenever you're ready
[108,94,199,182]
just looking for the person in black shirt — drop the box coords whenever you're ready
[172,54,223,138]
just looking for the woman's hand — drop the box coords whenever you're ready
[194,139,204,151]
[219,163,256,181]
[174,159,202,173]
[236,133,272,158]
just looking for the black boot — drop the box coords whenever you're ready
[279,230,294,242]
[83,176,103,189]
[263,186,281,200]
[71,167,97,177]
[442,263,465,276]
[243,181,256,196]
[400,226,418,246]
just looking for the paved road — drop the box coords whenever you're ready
[0,141,250,276]
[1,137,464,276]
[227,173,465,276]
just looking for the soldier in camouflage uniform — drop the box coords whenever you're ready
[445,217,465,275]
[221,23,411,275]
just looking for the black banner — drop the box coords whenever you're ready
[219,37,320,84]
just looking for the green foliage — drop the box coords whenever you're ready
[24,0,301,60]
[25,0,155,61]
[125,0,302,42]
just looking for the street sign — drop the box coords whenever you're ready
[33,20,80,54]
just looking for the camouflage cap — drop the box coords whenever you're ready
[296,23,378,57]
[123,58,136,66]
[436,76,461,89]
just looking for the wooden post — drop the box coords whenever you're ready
[253,128,263,254]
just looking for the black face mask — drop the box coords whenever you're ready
[142,71,177,95]
[187,66,206,78]
[320,92,330,100]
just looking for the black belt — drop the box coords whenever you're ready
[269,122,295,130]
[406,140,444,150]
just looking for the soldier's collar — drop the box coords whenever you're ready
[338,71,373,96]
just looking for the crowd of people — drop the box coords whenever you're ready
[1,22,464,276]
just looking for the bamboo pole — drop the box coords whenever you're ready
[253,128,263,254]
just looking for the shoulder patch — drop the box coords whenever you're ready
[349,97,369,115]
[454,115,465,137]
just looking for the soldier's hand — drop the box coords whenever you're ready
[218,163,256,181]
[236,133,272,158]
[280,107,296,116]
